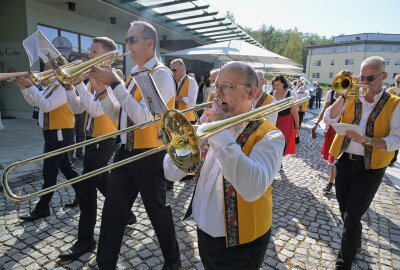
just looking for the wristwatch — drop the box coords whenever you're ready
[361,137,371,146]
[110,81,121,90]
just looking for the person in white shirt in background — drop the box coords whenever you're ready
[164,61,285,270]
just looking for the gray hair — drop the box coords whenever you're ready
[130,21,158,51]
[361,56,386,72]
[170,58,185,68]
[256,70,265,80]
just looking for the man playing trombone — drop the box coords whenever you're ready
[14,58,79,222]
[59,37,136,261]
[89,21,181,270]
[164,61,285,270]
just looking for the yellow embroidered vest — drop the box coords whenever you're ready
[223,120,277,247]
[177,76,196,121]
[131,65,176,148]
[330,94,400,169]
[256,93,273,108]
[84,83,118,138]
[299,99,309,112]
[44,84,75,130]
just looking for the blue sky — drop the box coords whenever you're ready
[207,0,399,38]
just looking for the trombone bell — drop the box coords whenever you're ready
[332,70,366,99]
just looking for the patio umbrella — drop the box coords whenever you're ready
[165,40,299,66]
[250,63,303,75]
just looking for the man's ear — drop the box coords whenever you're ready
[247,86,258,100]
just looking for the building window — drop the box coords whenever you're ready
[37,24,125,71]
[344,59,354,66]
[329,72,333,79]
[330,60,334,66]
[313,60,321,66]
[312,73,320,79]
[385,59,390,65]
[395,60,400,66]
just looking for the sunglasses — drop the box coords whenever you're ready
[360,72,384,83]
[171,68,177,72]
[396,80,400,84]
[125,36,145,45]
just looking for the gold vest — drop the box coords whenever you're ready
[131,65,176,148]
[299,99,309,112]
[84,84,118,137]
[177,75,196,121]
[330,93,400,169]
[223,120,277,247]
[44,84,75,130]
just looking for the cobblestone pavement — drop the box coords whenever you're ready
[1,117,400,270]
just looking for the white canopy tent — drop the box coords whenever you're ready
[165,40,299,66]
[249,63,303,76]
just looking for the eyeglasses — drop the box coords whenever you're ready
[360,72,384,83]
[396,80,400,84]
[125,36,145,45]
[171,69,177,73]
[212,83,250,94]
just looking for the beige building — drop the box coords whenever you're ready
[306,33,400,86]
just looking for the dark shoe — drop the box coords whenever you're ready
[58,240,96,260]
[65,198,79,208]
[166,180,174,191]
[20,208,50,222]
[76,152,84,160]
[323,183,333,194]
[127,212,137,225]
[180,175,194,181]
[162,258,181,270]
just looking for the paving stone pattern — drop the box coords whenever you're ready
[0,118,399,269]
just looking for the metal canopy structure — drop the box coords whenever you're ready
[103,0,263,47]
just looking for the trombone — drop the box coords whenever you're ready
[332,70,368,101]
[2,96,309,203]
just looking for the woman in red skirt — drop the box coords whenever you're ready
[311,89,338,194]
[271,75,300,156]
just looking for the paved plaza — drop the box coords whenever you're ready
[1,110,400,270]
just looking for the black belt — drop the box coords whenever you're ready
[343,152,364,162]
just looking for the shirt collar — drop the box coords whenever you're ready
[360,89,384,104]
[131,55,158,73]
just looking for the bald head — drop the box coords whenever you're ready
[219,62,258,88]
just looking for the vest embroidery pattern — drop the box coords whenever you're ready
[364,92,390,169]
[255,92,268,109]
[223,120,263,247]
[339,100,362,157]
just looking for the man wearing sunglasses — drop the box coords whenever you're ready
[89,21,180,270]
[324,56,400,270]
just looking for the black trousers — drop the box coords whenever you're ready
[197,228,271,270]
[334,154,386,270]
[75,137,117,243]
[309,96,315,109]
[97,147,179,269]
[74,112,86,155]
[315,95,322,108]
[36,128,79,211]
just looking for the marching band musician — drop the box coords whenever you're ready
[255,70,277,125]
[14,58,79,222]
[324,56,400,269]
[170,58,199,123]
[89,21,181,270]
[164,61,285,270]
[59,37,136,261]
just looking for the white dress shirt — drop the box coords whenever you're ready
[66,82,117,133]
[100,56,175,144]
[21,82,68,129]
[178,75,198,107]
[163,124,285,237]
[324,90,400,154]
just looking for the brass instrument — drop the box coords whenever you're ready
[53,50,130,86]
[2,96,309,203]
[0,60,81,86]
[332,70,367,100]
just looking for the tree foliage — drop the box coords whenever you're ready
[224,12,333,68]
